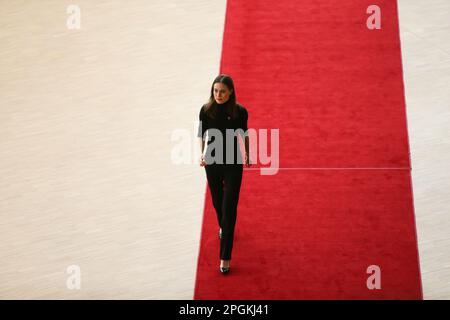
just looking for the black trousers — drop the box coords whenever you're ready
[204,163,243,260]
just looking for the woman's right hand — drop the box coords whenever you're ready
[199,155,207,167]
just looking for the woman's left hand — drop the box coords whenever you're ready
[244,153,251,167]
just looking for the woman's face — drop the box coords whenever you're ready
[213,83,233,104]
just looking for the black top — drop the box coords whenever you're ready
[197,101,248,165]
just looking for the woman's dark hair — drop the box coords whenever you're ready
[204,74,239,120]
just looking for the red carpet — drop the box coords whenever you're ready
[194,0,422,299]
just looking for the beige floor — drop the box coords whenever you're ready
[0,0,448,299]
[0,0,226,299]
[398,0,450,300]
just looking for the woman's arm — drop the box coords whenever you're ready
[198,105,207,166]
[242,134,251,166]
[199,137,206,166]
[241,106,250,166]
[244,136,249,158]
[199,137,205,155]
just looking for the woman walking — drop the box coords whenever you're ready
[197,74,250,274]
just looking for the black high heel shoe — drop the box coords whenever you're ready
[219,260,230,274]
[220,266,230,274]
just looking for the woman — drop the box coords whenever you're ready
[197,74,251,274]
